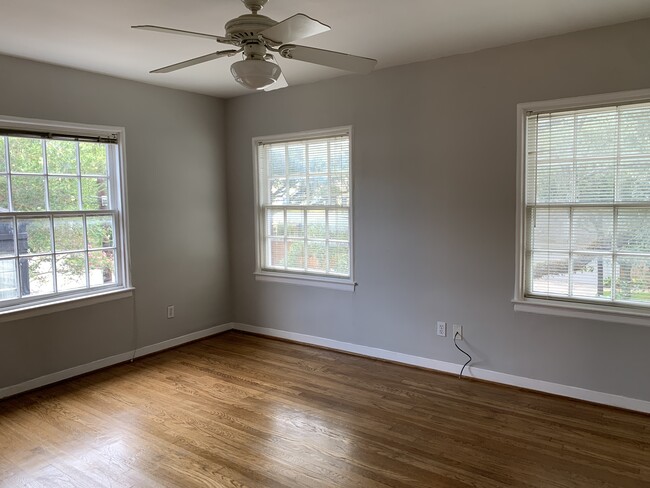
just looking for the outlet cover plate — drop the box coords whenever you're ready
[453,324,463,340]
[437,321,447,337]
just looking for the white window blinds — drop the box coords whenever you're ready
[257,131,351,278]
[525,102,650,306]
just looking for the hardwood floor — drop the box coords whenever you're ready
[0,331,649,487]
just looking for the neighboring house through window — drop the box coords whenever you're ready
[253,127,354,291]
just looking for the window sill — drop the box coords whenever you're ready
[255,271,355,291]
[513,297,650,327]
[0,287,135,323]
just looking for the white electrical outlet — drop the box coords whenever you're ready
[453,324,463,340]
[436,321,447,337]
[167,305,175,319]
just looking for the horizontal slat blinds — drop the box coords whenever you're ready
[525,103,650,305]
[258,133,351,278]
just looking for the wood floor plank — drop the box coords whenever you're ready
[1,330,649,487]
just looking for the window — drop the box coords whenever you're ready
[0,115,130,314]
[254,127,353,290]
[515,91,650,323]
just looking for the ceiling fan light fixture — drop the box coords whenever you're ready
[230,59,281,90]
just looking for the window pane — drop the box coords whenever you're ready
[79,142,107,175]
[308,176,329,205]
[8,137,43,174]
[307,210,326,239]
[81,177,109,210]
[269,178,286,205]
[0,137,6,173]
[266,209,285,238]
[46,140,77,175]
[86,215,114,249]
[20,255,54,296]
[571,255,612,300]
[330,175,350,206]
[547,115,574,160]
[11,175,46,211]
[268,238,285,268]
[17,217,52,255]
[287,144,305,176]
[287,178,306,205]
[89,250,115,286]
[49,176,80,211]
[618,158,650,202]
[56,252,87,291]
[575,161,615,203]
[0,258,18,300]
[620,105,650,156]
[615,257,650,304]
[329,139,349,173]
[328,210,349,241]
[308,142,328,173]
[571,208,613,252]
[533,162,574,203]
[529,208,570,251]
[307,241,326,272]
[576,111,618,158]
[287,210,304,238]
[268,146,286,177]
[617,209,650,253]
[530,252,569,296]
[0,218,15,257]
[287,240,305,270]
[328,242,349,276]
[54,217,84,252]
[0,176,8,212]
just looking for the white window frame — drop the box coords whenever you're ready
[514,89,650,327]
[252,126,355,291]
[0,115,132,321]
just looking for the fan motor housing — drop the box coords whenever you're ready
[225,14,277,42]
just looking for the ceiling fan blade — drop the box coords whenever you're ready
[151,50,239,74]
[280,45,377,74]
[132,25,228,43]
[264,71,289,92]
[259,14,330,44]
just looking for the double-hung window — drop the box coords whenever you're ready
[0,115,130,314]
[515,91,650,323]
[254,127,354,290]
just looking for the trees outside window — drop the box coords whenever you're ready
[0,118,129,310]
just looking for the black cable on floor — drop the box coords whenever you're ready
[453,331,472,379]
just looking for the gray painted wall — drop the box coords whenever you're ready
[225,19,650,402]
[0,55,231,388]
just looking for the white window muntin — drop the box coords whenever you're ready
[514,89,650,324]
[253,127,354,289]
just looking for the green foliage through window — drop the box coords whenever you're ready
[0,133,120,303]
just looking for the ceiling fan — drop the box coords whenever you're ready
[132,0,378,91]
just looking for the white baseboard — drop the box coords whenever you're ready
[4,321,649,414]
[132,322,234,359]
[232,323,650,414]
[0,322,235,400]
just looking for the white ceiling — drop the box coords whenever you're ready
[2,0,650,99]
